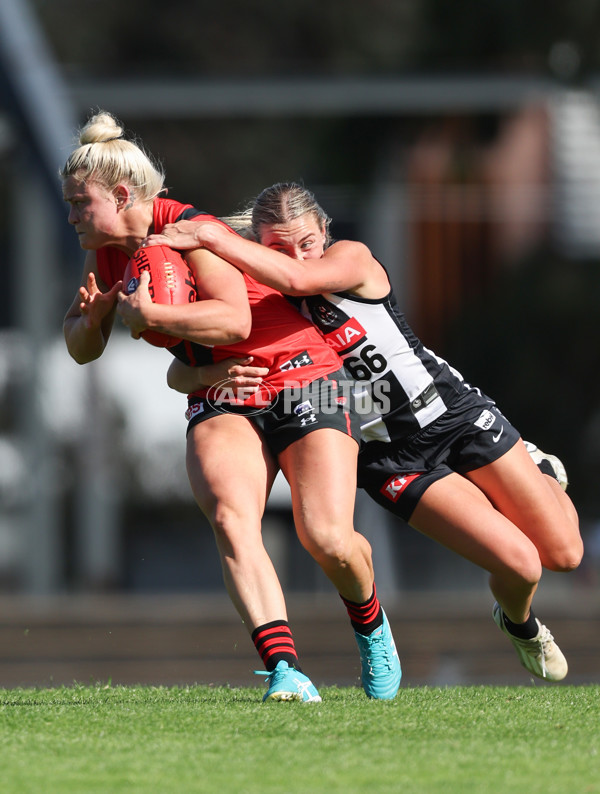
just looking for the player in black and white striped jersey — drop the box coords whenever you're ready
[148,182,583,683]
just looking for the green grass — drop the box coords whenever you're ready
[0,684,598,793]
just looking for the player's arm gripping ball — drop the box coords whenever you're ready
[122,245,198,347]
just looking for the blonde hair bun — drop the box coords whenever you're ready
[79,112,124,145]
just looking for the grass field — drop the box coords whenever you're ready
[1,684,598,793]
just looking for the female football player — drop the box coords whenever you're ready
[62,115,401,702]
[147,182,583,682]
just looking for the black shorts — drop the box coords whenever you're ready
[186,368,361,458]
[357,387,520,522]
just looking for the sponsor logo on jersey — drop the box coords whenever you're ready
[279,351,314,370]
[380,472,421,502]
[322,317,368,353]
[410,383,440,414]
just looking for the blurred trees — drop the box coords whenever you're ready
[31,0,600,78]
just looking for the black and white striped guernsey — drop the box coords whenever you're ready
[302,288,468,443]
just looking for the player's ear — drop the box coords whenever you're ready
[113,184,131,209]
[319,222,328,247]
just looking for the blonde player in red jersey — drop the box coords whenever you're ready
[62,114,401,701]
[147,182,583,683]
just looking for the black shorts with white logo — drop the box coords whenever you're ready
[186,368,361,458]
[357,387,520,522]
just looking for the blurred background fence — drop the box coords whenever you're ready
[0,0,599,686]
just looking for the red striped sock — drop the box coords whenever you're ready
[251,620,301,672]
[341,584,383,636]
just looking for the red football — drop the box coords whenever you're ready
[123,245,197,347]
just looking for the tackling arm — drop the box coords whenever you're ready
[144,221,373,296]
[167,356,268,394]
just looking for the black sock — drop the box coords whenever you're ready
[537,459,558,482]
[502,610,539,640]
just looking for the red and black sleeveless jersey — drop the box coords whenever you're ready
[96,198,342,403]
[95,198,220,286]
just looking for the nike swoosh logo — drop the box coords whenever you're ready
[493,426,504,443]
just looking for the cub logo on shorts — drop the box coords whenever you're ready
[474,409,497,431]
[381,473,421,502]
[294,400,318,426]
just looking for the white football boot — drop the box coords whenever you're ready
[493,603,568,682]
[524,441,568,491]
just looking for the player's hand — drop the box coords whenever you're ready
[201,357,269,392]
[142,219,219,250]
[78,272,122,330]
[116,270,153,339]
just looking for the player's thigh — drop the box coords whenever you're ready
[465,440,583,569]
[186,413,277,520]
[278,428,358,538]
[410,472,543,582]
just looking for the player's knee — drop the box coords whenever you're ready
[302,528,354,569]
[517,563,543,589]
[210,504,255,551]
[506,549,543,588]
[543,538,584,573]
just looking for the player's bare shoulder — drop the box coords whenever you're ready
[325,240,388,298]
[326,239,371,258]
